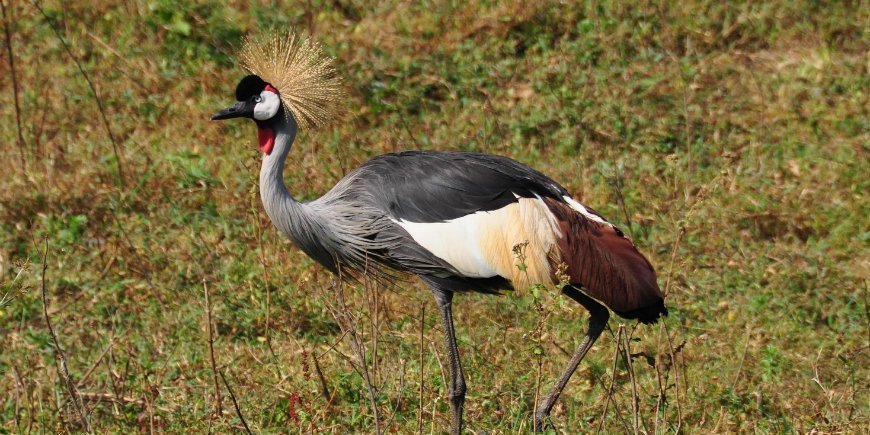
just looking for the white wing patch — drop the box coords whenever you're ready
[393,213,500,278]
[563,196,609,225]
[394,197,562,288]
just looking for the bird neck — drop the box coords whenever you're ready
[259,112,305,238]
[257,112,342,273]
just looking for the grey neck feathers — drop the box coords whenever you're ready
[259,113,303,240]
[258,112,343,273]
[257,112,401,281]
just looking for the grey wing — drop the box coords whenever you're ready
[315,151,569,292]
[343,150,570,223]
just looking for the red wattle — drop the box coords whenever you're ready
[258,127,275,154]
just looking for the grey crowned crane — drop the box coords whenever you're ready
[212,32,667,433]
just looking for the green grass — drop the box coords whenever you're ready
[1,0,867,433]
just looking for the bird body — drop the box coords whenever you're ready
[259,111,665,321]
[214,31,668,433]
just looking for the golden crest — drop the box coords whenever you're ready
[239,31,345,130]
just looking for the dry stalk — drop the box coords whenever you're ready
[317,327,351,359]
[30,62,50,152]
[311,349,331,402]
[610,163,635,239]
[203,279,223,419]
[811,349,837,418]
[84,29,157,94]
[730,325,753,390]
[40,239,92,433]
[596,326,623,435]
[0,0,26,171]
[11,379,19,431]
[220,369,253,435]
[430,395,438,434]
[78,391,145,407]
[383,358,408,431]
[678,54,695,176]
[399,113,422,148]
[653,341,665,434]
[662,226,685,298]
[141,362,156,434]
[513,241,556,425]
[372,277,380,388]
[31,0,126,187]
[533,298,544,425]
[76,334,116,389]
[429,341,447,403]
[10,362,25,433]
[106,328,127,416]
[654,321,673,434]
[591,359,632,434]
[663,322,684,432]
[325,273,382,434]
[362,258,381,388]
[622,326,640,435]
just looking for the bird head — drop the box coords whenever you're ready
[212,75,282,122]
[211,31,345,155]
[212,75,283,154]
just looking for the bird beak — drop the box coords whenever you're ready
[211,100,254,121]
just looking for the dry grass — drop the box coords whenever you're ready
[1,0,867,433]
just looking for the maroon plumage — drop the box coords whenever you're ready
[544,197,667,324]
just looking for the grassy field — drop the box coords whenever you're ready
[1,1,867,433]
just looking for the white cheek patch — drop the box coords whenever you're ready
[253,90,281,121]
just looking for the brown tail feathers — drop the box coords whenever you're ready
[544,197,667,324]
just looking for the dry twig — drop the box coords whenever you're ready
[31,0,126,187]
[383,358,408,431]
[79,391,145,407]
[730,325,753,390]
[40,239,92,433]
[220,369,253,435]
[622,326,640,435]
[0,0,26,171]
[596,326,624,435]
[203,279,223,419]
[312,349,332,402]
[663,322,684,432]
[76,334,117,389]
[11,362,33,434]
[325,274,382,434]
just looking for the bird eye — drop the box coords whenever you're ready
[253,95,262,103]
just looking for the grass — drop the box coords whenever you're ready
[1,0,867,433]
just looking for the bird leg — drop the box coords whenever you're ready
[534,286,609,432]
[430,287,466,435]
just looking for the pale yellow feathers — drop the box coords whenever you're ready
[477,198,561,289]
[394,198,562,289]
[239,31,345,130]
